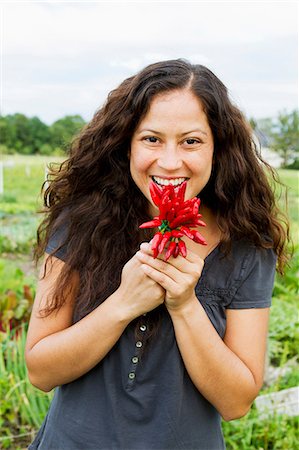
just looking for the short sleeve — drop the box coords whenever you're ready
[226,246,277,309]
[45,216,69,262]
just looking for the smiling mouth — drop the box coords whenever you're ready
[151,176,189,187]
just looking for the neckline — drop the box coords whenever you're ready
[204,242,221,262]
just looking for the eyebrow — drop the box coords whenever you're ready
[137,128,208,137]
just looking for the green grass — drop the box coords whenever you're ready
[276,169,299,242]
[0,154,63,213]
[0,325,52,449]
[222,408,298,450]
[0,155,63,255]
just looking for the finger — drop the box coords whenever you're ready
[138,246,200,279]
[140,241,156,256]
[182,245,204,264]
[140,264,177,292]
[139,241,204,278]
[136,250,181,282]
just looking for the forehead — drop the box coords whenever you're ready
[137,89,210,132]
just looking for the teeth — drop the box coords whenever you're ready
[152,176,187,186]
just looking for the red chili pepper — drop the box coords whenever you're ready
[191,230,207,245]
[152,180,163,195]
[171,229,184,238]
[192,202,200,215]
[178,240,187,257]
[165,241,177,261]
[178,197,198,210]
[168,216,182,229]
[149,182,162,206]
[140,179,207,260]
[158,231,172,253]
[180,226,194,240]
[166,207,176,223]
[169,212,195,228]
[193,219,206,227]
[139,219,162,229]
[150,232,163,258]
[159,194,171,220]
[193,213,203,219]
[164,184,175,197]
[181,213,200,223]
[176,206,192,216]
[177,180,187,203]
[173,243,180,258]
[183,220,206,228]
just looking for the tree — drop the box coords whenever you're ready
[39,143,54,155]
[249,117,257,130]
[50,115,85,151]
[11,113,32,153]
[28,117,51,154]
[270,110,299,167]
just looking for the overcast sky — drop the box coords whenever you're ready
[1,0,298,124]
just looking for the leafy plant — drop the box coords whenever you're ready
[222,407,299,450]
[0,325,52,448]
[0,260,35,334]
[0,285,34,335]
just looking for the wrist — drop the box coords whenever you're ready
[106,289,136,326]
[166,293,199,318]
[109,288,146,324]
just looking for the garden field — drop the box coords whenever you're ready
[0,155,298,449]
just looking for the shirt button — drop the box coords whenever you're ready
[128,372,135,380]
[132,356,139,364]
[140,325,147,332]
[143,313,147,316]
[136,341,142,348]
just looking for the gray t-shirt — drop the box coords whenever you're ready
[28,225,276,450]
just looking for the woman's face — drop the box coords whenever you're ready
[130,89,214,215]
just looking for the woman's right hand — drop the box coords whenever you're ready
[116,245,165,320]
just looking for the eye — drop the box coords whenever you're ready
[144,136,159,143]
[184,138,201,145]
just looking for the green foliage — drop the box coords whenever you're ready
[39,143,54,156]
[49,115,86,150]
[0,259,35,333]
[0,213,39,254]
[286,158,299,170]
[276,169,299,244]
[268,297,299,365]
[270,110,299,167]
[0,258,35,297]
[255,110,299,169]
[0,113,86,156]
[0,325,52,448]
[222,407,298,450]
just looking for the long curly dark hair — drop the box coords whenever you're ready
[35,59,289,350]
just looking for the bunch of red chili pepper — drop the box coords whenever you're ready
[139,180,207,261]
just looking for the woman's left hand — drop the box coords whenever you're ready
[136,242,204,312]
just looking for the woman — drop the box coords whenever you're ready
[26,59,289,450]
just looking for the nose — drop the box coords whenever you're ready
[157,143,183,171]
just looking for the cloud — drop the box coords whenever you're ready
[2,1,298,57]
[108,52,211,71]
[1,1,298,122]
